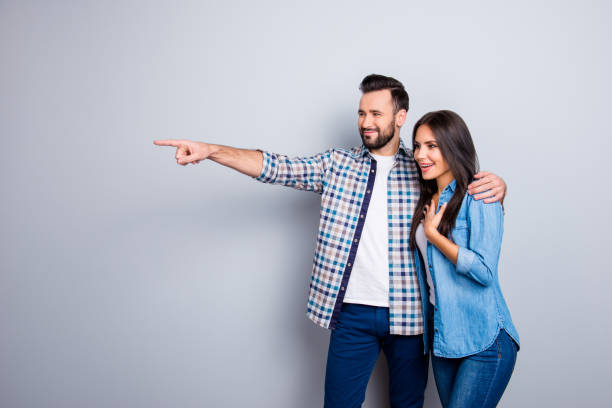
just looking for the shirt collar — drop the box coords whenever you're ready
[442,179,457,194]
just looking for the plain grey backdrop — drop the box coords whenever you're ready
[1,0,611,407]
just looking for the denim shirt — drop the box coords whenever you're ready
[413,180,520,358]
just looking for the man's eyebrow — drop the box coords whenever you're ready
[357,109,383,113]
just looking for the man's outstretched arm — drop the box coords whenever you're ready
[154,139,263,178]
[154,139,332,193]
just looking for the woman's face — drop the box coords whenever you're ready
[414,125,452,186]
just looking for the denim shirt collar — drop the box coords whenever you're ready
[439,179,457,202]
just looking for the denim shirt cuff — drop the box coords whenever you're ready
[456,247,475,275]
[256,150,276,182]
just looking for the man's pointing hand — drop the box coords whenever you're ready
[154,139,213,166]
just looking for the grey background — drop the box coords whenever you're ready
[1,0,610,407]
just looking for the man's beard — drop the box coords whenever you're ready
[360,119,396,150]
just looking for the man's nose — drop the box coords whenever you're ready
[362,114,374,128]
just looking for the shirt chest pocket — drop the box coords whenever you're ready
[451,220,469,247]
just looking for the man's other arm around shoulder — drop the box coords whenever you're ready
[468,171,507,204]
[154,139,263,178]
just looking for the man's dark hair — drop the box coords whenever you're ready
[359,74,409,113]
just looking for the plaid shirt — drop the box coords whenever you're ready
[257,139,423,335]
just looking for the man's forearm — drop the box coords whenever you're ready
[207,144,263,178]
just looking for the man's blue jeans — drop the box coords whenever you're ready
[431,329,518,408]
[324,303,428,408]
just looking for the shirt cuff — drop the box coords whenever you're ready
[456,247,475,276]
[256,150,276,182]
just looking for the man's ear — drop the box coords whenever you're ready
[395,109,407,127]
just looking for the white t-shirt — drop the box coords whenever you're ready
[343,153,396,307]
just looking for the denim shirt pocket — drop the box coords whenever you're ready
[451,219,469,246]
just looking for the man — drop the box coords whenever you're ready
[154,74,506,408]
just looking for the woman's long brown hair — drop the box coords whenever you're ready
[409,110,479,250]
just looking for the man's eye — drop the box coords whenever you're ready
[374,113,381,117]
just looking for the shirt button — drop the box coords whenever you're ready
[347,262,352,267]
[360,214,364,218]
[434,328,439,332]
[340,287,345,291]
[366,189,371,194]
[354,238,359,243]
[371,169,375,173]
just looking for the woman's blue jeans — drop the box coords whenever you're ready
[324,303,428,408]
[431,329,518,408]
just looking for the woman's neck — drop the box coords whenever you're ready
[436,173,455,196]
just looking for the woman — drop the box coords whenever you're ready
[409,110,520,408]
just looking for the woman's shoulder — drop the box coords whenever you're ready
[462,192,502,207]
[460,192,504,219]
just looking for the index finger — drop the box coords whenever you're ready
[473,171,491,179]
[154,139,182,147]
[468,176,492,189]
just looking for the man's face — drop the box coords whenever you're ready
[358,89,397,150]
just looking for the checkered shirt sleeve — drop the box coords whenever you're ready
[256,150,333,193]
